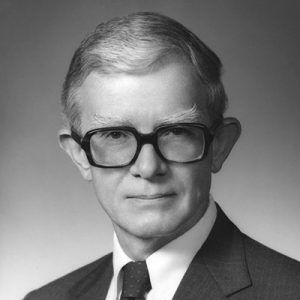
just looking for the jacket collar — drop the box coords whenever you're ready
[69,253,113,300]
[173,204,252,299]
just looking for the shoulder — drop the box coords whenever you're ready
[241,232,300,294]
[212,205,300,298]
[24,253,112,300]
[243,233,299,273]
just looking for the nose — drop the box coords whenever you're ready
[129,144,168,179]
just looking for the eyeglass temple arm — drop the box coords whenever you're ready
[209,117,223,134]
[70,129,82,145]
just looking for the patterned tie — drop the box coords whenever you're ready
[120,261,152,300]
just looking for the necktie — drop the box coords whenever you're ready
[120,261,152,300]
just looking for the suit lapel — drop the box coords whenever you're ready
[69,253,113,300]
[172,254,225,299]
[173,204,252,299]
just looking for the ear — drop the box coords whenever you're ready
[211,117,241,173]
[58,128,92,181]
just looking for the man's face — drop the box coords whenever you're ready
[77,61,213,241]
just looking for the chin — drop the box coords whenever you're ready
[124,214,190,240]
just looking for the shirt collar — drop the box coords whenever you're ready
[112,197,217,299]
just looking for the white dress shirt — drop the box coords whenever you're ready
[106,198,217,300]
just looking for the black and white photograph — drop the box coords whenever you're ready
[1,1,299,299]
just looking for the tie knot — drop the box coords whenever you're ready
[121,261,151,299]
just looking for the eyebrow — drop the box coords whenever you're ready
[91,114,135,127]
[156,104,205,126]
[91,104,206,128]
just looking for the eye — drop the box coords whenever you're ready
[105,130,127,139]
[163,127,190,136]
[93,130,131,142]
[170,128,187,135]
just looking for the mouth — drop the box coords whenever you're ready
[127,193,176,200]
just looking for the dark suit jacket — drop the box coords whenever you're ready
[24,205,300,299]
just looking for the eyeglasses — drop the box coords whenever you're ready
[71,122,220,168]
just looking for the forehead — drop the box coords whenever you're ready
[77,61,209,131]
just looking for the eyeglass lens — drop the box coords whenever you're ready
[158,126,205,162]
[90,130,137,165]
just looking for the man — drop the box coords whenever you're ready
[25,12,299,300]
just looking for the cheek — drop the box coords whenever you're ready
[90,168,125,213]
[178,165,212,222]
[176,162,211,199]
[193,166,211,194]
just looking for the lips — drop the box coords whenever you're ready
[127,193,175,200]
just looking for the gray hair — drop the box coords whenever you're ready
[61,12,228,130]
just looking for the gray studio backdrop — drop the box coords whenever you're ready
[1,1,299,299]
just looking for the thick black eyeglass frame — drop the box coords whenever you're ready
[71,121,221,168]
